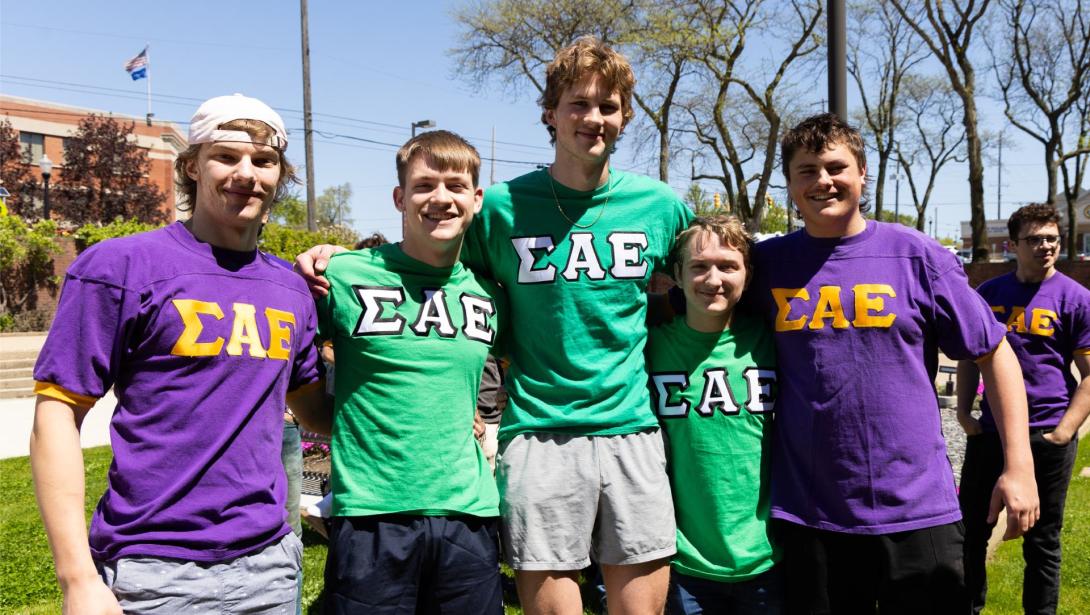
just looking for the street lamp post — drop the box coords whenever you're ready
[38,154,53,221]
[411,119,435,137]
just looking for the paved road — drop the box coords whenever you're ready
[1,390,114,459]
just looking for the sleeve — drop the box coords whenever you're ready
[1069,296,1090,355]
[476,356,502,420]
[288,295,324,392]
[653,196,695,275]
[33,260,139,403]
[461,198,494,279]
[930,255,1007,361]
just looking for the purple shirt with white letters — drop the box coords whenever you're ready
[751,220,1005,534]
[977,271,1090,431]
[34,222,322,562]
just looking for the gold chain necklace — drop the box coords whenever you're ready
[547,167,610,229]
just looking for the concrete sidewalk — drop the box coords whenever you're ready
[1,390,114,459]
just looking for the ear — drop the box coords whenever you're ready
[392,186,405,212]
[673,261,682,284]
[185,158,200,182]
[544,108,557,130]
[472,186,484,214]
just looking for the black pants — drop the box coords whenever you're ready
[959,430,1079,615]
[324,514,503,615]
[776,520,968,615]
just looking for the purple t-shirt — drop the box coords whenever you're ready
[977,271,1090,431]
[34,222,322,562]
[751,220,1005,534]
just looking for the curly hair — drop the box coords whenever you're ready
[1007,203,1060,241]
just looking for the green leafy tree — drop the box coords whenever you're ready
[74,217,163,251]
[267,191,309,228]
[317,183,354,228]
[760,197,788,234]
[0,119,38,218]
[54,115,165,225]
[0,216,59,328]
[685,183,714,215]
[259,223,360,263]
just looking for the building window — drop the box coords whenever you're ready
[19,132,45,164]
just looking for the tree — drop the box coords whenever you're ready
[267,191,309,228]
[53,115,165,225]
[685,0,823,231]
[451,0,692,182]
[894,75,967,232]
[990,0,1090,259]
[0,119,38,218]
[684,182,715,215]
[847,0,926,220]
[890,0,994,262]
[317,182,354,228]
[0,216,58,327]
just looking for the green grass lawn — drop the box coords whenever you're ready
[982,440,1090,614]
[22,443,1086,613]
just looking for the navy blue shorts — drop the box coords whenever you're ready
[323,514,502,615]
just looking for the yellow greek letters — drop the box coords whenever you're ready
[1006,307,1027,333]
[226,303,267,359]
[171,299,225,356]
[170,299,293,360]
[809,286,851,330]
[772,284,897,332]
[266,308,296,360]
[773,288,810,331]
[852,284,897,328]
[998,305,1056,337]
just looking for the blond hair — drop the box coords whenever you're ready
[539,36,636,144]
[395,130,481,187]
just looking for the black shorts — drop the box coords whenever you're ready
[323,514,502,615]
[775,519,969,615]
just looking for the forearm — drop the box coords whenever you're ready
[1054,375,1090,441]
[955,360,980,415]
[978,340,1032,471]
[287,380,333,435]
[30,397,98,588]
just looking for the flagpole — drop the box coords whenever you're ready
[145,43,153,125]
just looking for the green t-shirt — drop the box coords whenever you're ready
[462,168,693,440]
[647,313,779,581]
[318,243,506,517]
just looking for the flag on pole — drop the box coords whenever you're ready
[124,47,148,81]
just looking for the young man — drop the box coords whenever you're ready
[648,216,782,614]
[748,113,1039,613]
[298,37,691,613]
[30,94,323,613]
[293,130,507,614]
[957,203,1090,614]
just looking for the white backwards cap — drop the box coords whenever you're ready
[188,93,288,151]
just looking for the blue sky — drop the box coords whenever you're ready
[0,0,1054,242]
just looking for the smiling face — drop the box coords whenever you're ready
[186,140,280,233]
[394,154,483,260]
[786,141,867,238]
[1013,221,1060,279]
[544,73,625,167]
[676,230,749,331]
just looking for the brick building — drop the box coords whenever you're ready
[1,95,187,221]
[960,190,1090,259]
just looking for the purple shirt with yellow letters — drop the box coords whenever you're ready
[751,220,1005,534]
[977,271,1090,431]
[34,222,322,562]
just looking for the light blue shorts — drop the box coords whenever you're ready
[95,532,302,614]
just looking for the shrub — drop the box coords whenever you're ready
[0,216,59,330]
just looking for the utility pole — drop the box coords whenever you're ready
[827,0,847,120]
[996,133,1003,220]
[894,174,901,223]
[300,0,317,231]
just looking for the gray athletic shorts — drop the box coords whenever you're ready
[497,429,676,571]
[95,532,302,613]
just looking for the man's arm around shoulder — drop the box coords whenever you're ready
[30,396,121,614]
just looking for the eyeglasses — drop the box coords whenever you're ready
[1017,234,1061,247]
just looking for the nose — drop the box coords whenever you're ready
[430,183,454,205]
[233,156,256,182]
[585,105,604,126]
[815,168,833,187]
